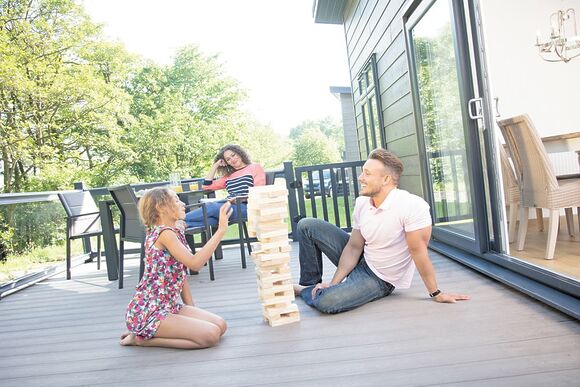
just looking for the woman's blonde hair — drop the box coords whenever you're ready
[138,187,174,227]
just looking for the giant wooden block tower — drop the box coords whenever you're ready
[248,185,300,327]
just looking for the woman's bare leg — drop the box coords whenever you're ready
[120,332,203,349]
[178,305,227,336]
[121,314,222,349]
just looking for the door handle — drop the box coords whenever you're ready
[493,97,501,117]
[468,98,483,119]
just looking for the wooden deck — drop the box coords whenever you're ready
[0,242,579,386]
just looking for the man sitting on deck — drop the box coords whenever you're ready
[293,148,470,314]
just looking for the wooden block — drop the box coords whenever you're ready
[253,256,290,268]
[251,251,290,261]
[254,206,287,217]
[248,185,288,198]
[279,244,292,252]
[256,229,288,240]
[263,302,298,318]
[262,303,300,327]
[256,221,286,231]
[257,277,293,290]
[255,263,291,276]
[259,284,295,303]
[260,235,287,244]
[254,211,287,222]
[268,313,300,327]
[266,188,289,198]
[256,240,290,252]
[247,196,287,207]
[261,294,294,306]
[257,272,293,288]
[255,223,286,235]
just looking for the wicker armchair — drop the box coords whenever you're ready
[497,114,580,259]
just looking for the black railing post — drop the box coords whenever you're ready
[73,182,86,190]
[284,161,299,240]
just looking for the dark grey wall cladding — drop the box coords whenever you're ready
[343,0,423,196]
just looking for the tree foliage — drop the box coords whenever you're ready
[289,116,344,155]
[291,128,341,167]
[0,0,134,192]
[289,117,343,167]
[0,0,292,256]
[414,25,466,191]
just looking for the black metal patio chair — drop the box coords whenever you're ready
[58,191,103,280]
[108,185,146,289]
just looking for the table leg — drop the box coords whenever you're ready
[99,201,119,281]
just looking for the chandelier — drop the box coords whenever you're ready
[535,8,580,63]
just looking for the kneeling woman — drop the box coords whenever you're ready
[120,187,231,349]
[185,144,265,228]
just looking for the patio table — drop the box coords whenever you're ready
[98,188,223,281]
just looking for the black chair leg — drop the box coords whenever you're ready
[212,225,223,260]
[243,222,252,254]
[202,231,214,281]
[66,232,72,280]
[237,220,247,269]
[138,241,145,280]
[118,240,124,289]
[96,235,101,271]
[184,233,199,276]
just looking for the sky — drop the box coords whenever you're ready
[81,0,351,136]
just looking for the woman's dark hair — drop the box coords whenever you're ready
[214,144,252,176]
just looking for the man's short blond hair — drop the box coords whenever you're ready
[368,148,404,185]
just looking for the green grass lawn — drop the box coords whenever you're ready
[301,195,353,228]
[0,239,86,284]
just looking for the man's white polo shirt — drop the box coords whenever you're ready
[352,188,432,288]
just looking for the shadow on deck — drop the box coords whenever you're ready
[0,242,579,386]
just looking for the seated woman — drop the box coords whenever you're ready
[185,144,265,228]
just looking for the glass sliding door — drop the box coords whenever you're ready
[406,0,489,253]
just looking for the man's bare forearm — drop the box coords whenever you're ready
[331,244,361,285]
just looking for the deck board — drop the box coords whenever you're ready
[0,242,578,386]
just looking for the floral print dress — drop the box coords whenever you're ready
[125,225,190,340]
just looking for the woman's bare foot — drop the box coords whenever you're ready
[293,284,306,296]
[120,333,137,346]
[120,331,131,340]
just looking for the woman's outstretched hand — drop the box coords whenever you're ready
[218,202,233,231]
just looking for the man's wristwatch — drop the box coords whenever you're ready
[429,289,441,298]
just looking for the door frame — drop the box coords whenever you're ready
[404,0,490,255]
[403,0,579,300]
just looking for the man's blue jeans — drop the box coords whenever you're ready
[297,218,394,314]
[184,200,247,228]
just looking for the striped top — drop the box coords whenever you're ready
[203,163,266,199]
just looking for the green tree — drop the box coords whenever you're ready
[234,117,292,170]
[289,116,344,158]
[415,26,464,191]
[124,46,246,181]
[291,128,341,167]
[0,0,134,193]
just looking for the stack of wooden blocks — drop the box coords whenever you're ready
[248,185,300,327]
